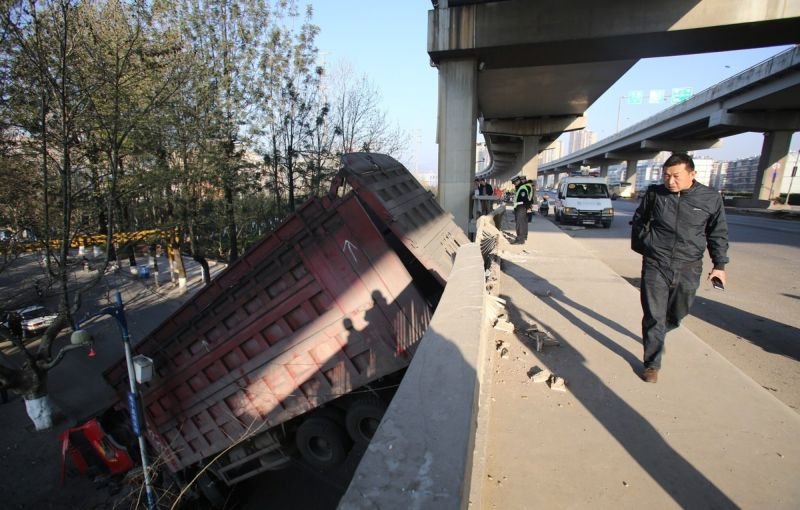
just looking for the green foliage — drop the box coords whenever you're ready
[1,0,409,265]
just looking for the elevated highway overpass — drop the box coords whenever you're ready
[427,0,800,228]
[539,45,800,200]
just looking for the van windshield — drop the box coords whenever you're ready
[566,183,609,199]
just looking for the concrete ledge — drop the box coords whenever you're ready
[725,206,800,221]
[339,244,487,510]
[728,198,770,208]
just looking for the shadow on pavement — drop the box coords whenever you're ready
[620,276,800,362]
[500,261,737,509]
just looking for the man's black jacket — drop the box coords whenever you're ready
[632,181,729,269]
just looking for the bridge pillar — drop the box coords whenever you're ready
[436,58,478,230]
[599,162,609,178]
[625,160,638,194]
[755,131,793,200]
[521,135,540,182]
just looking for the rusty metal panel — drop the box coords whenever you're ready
[105,194,432,472]
[337,153,470,285]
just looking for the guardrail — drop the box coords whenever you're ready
[339,240,493,509]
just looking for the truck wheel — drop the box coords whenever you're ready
[296,417,349,471]
[345,398,387,445]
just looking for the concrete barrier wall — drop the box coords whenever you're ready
[339,243,488,510]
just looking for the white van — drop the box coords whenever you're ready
[554,177,614,228]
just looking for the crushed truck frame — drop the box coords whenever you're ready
[75,153,468,504]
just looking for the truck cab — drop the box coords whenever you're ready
[554,176,614,228]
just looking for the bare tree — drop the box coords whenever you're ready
[327,60,410,160]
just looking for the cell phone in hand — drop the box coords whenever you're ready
[711,276,724,290]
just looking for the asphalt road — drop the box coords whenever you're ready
[541,199,800,411]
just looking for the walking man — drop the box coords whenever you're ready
[512,176,533,244]
[631,153,729,383]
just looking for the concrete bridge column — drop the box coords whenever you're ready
[756,131,793,200]
[521,135,540,182]
[599,162,609,178]
[625,160,638,194]
[437,58,478,230]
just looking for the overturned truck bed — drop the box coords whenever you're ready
[103,153,469,487]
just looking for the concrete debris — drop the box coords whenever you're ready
[530,368,552,383]
[494,319,514,332]
[500,348,509,359]
[495,339,505,351]
[548,376,567,392]
[485,295,508,326]
[526,330,559,352]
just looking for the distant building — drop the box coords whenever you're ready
[476,142,489,173]
[693,156,715,187]
[568,130,597,154]
[724,156,760,193]
[711,160,728,190]
[538,140,563,165]
[412,171,438,189]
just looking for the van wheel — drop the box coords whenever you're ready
[346,398,387,445]
[296,417,350,471]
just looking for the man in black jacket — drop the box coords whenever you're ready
[631,153,729,383]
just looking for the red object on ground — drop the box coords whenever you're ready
[59,418,134,485]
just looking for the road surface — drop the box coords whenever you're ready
[543,199,800,411]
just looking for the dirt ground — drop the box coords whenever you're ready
[0,254,224,509]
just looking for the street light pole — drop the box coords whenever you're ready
[99,290,157,510]
[616,96,626,133]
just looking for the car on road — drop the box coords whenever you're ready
[2,305,59,337]
[553,176,614,228]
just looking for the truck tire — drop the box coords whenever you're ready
[296,417,349,471]
[345,398,387,445]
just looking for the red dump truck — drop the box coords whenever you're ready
[64,153,468,502]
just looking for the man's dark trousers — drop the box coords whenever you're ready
[514,204,528,242]
[640,258,702,369]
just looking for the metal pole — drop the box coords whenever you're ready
[107,290,157,510]
[786,150,799,206]
[616,96,624,133]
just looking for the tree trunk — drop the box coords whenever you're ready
[21,363,53,431]
[224,179,238,263]
[24,395,57,431]
[193,253,211,285]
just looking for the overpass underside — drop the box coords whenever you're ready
[429,0,800,228]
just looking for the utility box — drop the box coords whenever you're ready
[132,355,154,384]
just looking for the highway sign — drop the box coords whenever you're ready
[671,87,693,103]
[649,89,666,104]
[627,90,644,105]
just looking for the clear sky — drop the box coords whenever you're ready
[311,1,799,173]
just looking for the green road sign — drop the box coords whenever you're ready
[671,87,693,104]
[627,90,644,105]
